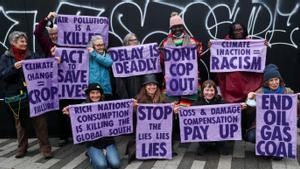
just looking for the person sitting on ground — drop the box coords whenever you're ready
[63,83,121,169]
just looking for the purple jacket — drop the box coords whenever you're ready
[34,18,55,57]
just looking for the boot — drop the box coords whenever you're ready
[15,148,27,158]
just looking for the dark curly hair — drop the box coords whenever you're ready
[228,22,248,39]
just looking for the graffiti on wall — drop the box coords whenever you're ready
[0,0,299,79]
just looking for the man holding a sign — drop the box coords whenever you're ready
[243,64,300,159]
[159,11,203,106]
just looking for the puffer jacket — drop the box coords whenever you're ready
[88,51,113,95]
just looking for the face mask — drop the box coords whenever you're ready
[246,99,256,107]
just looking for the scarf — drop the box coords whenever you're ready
[263,86,285,94]
[12,46,26,61]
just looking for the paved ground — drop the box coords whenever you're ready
[0,134,300,169]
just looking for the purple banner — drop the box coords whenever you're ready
[109,43,161,77]
[57,14,109,47]
[136,103,173,159]
[256,94,297,158]
[210,39,266,73]
[69,99,134,144]
[164,46,198,96]
[22,58,59,117]
[55,47,89,99]
[179,104,241,143]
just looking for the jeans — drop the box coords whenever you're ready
[87,144,121,169]
[246,128,256,143]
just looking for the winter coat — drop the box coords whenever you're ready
[114,75,144,99]
[89,51,113,95]
[0,49,38,97]
[215,36,263,103]
[34,17,55,57]
[192,95,224,106]
[242,86,295,133]
[159,32,204,105]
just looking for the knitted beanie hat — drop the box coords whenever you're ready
[263,64,282,82]
[169,12,184,28]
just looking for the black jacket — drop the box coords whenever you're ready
[0,49,38,97]
[192,95,224,106]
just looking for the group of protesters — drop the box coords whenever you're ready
[0,10,300,169]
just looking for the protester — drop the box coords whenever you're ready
[34,11,76,147]
[159,11,203,105]
[214,22,263,103]
[0,31,53,159]
[114,33,144,99]
[87,35,113,100]
[126,74,171,163]
[159,12,204,154]
[63,83,121,169]
[242,64,299,160]
[191,80,230,155]
[34,11,57,57]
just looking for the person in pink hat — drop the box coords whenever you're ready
[159,11,204,156]
[159,12,204,105]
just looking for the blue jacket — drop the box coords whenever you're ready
[89,51,113,94]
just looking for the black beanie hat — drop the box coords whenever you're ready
[85,83,104,95]
[143,74,159,86]
[263,64,282,82]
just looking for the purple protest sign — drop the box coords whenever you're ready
[22,58,59,117]
[210,39,266,73]
[136,103,173,159]
[57,14,109,47]
[109,43,161,77]
[179,104,241,143]
[256,94,297,158]
[163,46,198,96]
[69,99,134,144]
[55,47,89,99]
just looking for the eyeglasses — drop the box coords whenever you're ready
[94,43,105,47]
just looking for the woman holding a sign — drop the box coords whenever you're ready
[114,33,144,99]
[214,22,263,103]
[0,31,53,159]
[63,83,121,169]
[87,35,113,100]
[192,80,230,155]
[126,74,169,162]
[243,64,299,159]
